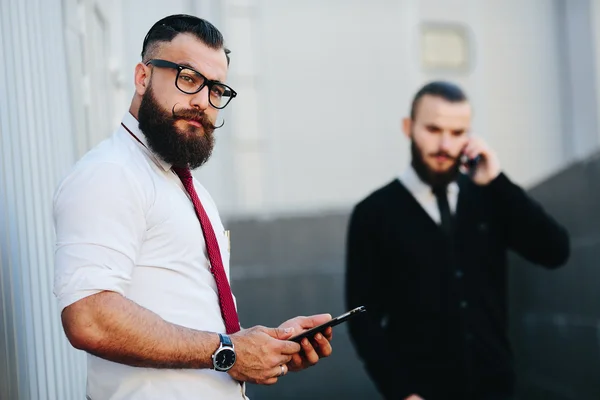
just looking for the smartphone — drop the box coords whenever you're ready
[289,306,367,343]
[466,154,481,169]
[461,154,481,175]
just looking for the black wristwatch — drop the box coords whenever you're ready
[212,333,236,372]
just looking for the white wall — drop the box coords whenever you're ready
[225,0,569,217]
[63,0,126,158]
[0,0,86,398]
[241,0,416,215]
[591,0,600,146]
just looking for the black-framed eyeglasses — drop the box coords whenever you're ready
[145,59,237,109]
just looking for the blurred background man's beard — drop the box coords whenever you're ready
[138,85,216,169]
[410,138,461,188]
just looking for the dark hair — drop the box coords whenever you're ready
[141,14,230,65]
[410,81,467,120]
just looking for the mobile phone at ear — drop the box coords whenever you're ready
[289,306,367,343]
[461,154,482,175]
[464,154,481,169]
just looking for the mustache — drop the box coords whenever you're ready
[171,105,225,130]
[429,151,457,160]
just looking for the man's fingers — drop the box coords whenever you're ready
[463,143,479,159]
[289,353,303,367]
[269,363,287,378]
[322,327,333,341]
[261,377,278,386]
[305,313,332,327]
[275,354,293,366]
[300,338,320,365]
[290,313,332,329]
[464,139,489,160]
[265,326,295,340]
[278,340,301,355]
[314,332,333,357]
[255,364,287,385]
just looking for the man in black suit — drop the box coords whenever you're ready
[345,81,570,400]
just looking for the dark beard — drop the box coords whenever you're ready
[138,85,216,169]
[411,140,461,187]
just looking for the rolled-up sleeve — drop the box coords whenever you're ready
[53,162,147,311]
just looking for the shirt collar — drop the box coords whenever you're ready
[399,165,460,198]
[121,112,172,172]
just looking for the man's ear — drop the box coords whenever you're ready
[133,63,150,96]
[402,117,412,139]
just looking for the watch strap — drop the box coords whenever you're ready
[219,333,233,347]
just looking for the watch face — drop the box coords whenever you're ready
[215,348,236,370]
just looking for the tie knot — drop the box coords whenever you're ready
[173,166,193,183]
[432,185,447,198]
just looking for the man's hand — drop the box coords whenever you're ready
[228,326,300,385]
[278,314,333,372]
[462,137,501,185]
[405,395,424,400]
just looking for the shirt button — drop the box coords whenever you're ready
[460,301,468,309]
[455,270,464,278]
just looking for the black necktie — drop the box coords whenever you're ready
[433,185,453,235]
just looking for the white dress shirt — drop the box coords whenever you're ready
[53,112,247,400]
[398,166,459,224]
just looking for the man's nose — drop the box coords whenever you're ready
[190,85,210,111]
[439,133,452,152]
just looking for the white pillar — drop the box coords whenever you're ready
[0,0,87,398]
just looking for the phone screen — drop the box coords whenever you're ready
[289,306,367,343]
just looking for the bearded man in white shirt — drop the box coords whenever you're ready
[53,14,333,400]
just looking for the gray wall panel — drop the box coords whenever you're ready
[228,213,382,399]
[510,152,600,400]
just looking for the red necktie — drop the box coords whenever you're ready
[173,167,241,334]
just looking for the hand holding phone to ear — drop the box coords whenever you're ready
[461,137,501,185]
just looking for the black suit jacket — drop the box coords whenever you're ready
[345,173,569,400]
